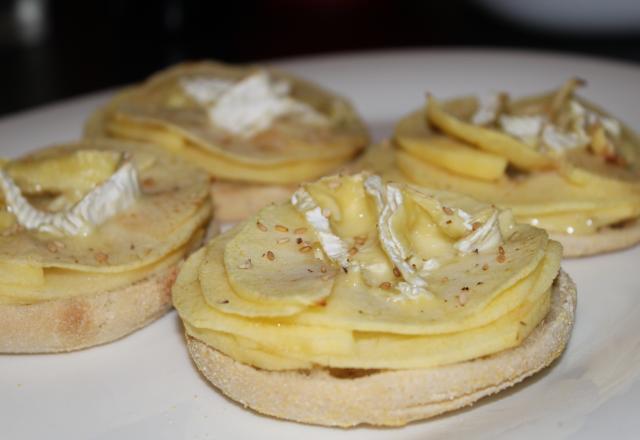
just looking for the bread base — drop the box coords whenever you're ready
[210,181,297,223]
[551,220,640,257]
[186,270,576,427]
[0,264,178,353]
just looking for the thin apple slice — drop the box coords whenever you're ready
[396,135,507,181]
[224,204,338,306]
[427,95,554,171]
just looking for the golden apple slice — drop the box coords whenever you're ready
[6,149,121,195]
[396,135,507,181]
[0,259,44,286]
[426,95,554,171]
[224,204,338,306]
[198,231,306,317]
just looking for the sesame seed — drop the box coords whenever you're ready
[294,227,307,235]
[393,267,401,278]
[277,238,290,244]
[348,247,358,256]
[482,263,489,271]
[354,235,367,246]
[472,221,482,231]
[457,293,468,306]
[322,208,332,218]
[275,224,289,233]
[266,251,275,261]
[95,252,109,263]
[299,246,313,253]
[320,265,327,273]
[238,259,252,269]
[256,221,268,232]
[321,274,332,281]
[379,281,392,290]
[496,254,506,263]
[442,206,454,215]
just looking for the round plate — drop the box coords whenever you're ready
[3,49,640,439]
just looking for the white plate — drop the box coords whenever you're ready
[3,49,640,440]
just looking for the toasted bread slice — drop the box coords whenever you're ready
[185,270,576,427]
[551,220,640,257]
[0,263,177,353]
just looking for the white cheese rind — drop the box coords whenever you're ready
[471,93,502,126]
[364,175,431,298]
[291,188,349,267]
[454,211,502,254]
[499,115,545,146]
[570,100,620,138]
[497,99,621,154]
[182,70,328,137]
[541,124,588,152]
[0,162,140,236]
[181,77,233,104]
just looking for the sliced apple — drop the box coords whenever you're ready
[172,249,354,357]
[6,149,121,195]
[224,204,338,306]
[0,259,44,286]
[426,95,554,171]
[199,231,306,317]
[293,227,551,334]
[396,135,507,181]
[107,119,185,152]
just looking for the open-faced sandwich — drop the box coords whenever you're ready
[0,139,212,353]
[85,61,368,222]
[366,78,640,257]
[173,173,576,427]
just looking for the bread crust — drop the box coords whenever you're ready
[0,264,178,353]
[551,220,640,257]
[185,270,576,427]
[210,181,297,223]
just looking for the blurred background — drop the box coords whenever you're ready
[2,0,640,117]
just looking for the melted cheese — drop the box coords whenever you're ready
[364,175,431,298]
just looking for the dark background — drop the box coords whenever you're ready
[2,0,640,117]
